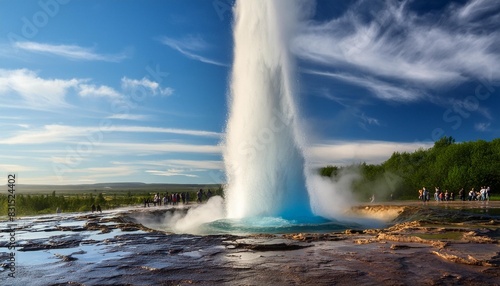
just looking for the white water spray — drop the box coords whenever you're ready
[152,0,378,234]
[223,0,313,219]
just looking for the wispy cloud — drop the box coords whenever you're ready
[14,41,128,62]
[475,122,491,132]
[457,0,500,22]
[121,77,174,96]
[0,125,89,144]
[132,159,223,170]
[56,165,137,182]
[78,84,121,99]
[99,142,221,155]
[313,88,381,131]
[107,114,149,121]
[0,163,34,172]
[305,69,424,102]
[0,69,174,110]
[294,0,500,94]
[113,159,222,179]
[109,126,221,137]
[160,36,228,67]
[306,140,433,167]
[146,169,199,178]
[0,68,80,109]
[357,112,380,131]
[0,124,222,145]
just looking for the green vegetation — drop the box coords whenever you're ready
[320,137,500,201]
[413,232,464,241]
[0,184,224,216]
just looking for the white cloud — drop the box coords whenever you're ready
[146,169,199,178]
[132,159,223,170]
[121,77,174,96]
[160,36,228,67]
[0,125,89,144]
[0,68,80,108]
[107,114,149,121]
[163,159,223,170]
[0,124,222,145]
[99,142,221,155]
[475,122,491,132]
[14,41,128,62]
[305,69,424,102]
[306,140,433,167]
[78,84,121,99]
[0,163,34,172]
[0,69,174,111]
[109,126,221,137]
[53,165,137,183]
[457,0,500,22]
[293,0,500,95]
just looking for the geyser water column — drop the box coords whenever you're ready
[223,0,313,220]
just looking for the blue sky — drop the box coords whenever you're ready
[0,0,499,185]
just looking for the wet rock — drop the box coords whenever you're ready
[84,221,100,230]
[56,225,87,232]
[353,239,374,245]
[377,233,448,248]
[3,202,500,285]
[54,253,78,262]
[168,248,183,255]
[462,231,497,244]
[345,229,364,234]
[432,250,494,267]
[348,205,405,221]
[363,229,381,235]
[390,244,415,250]
[226,238,311,251]
[282,233,346,242]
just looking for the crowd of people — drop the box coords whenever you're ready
[143,189,213,207]
[418,186,491,203]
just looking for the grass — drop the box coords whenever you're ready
[413,232,464,240]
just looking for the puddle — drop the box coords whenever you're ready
[7,244,130,267]
[141,261,174,270]
[14,249,60,267]
[58,220,87,228]
[16,230,70,241]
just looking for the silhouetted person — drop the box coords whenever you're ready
[91,204,96,213]
[96,204,102,213]
[197,189,203,203]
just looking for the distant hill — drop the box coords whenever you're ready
[10,182,222,194]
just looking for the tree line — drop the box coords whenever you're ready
[1,185,225,216]
[0,191,142,216]
[319,137,500,201]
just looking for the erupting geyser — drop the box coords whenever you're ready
[223,0,313,220]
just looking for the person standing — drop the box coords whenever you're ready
[197,189,203,203]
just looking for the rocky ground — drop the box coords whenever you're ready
[0,201,499,286]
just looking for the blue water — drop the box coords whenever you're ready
[200,216,363,235]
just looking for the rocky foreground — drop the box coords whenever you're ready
[1,202,499,286]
